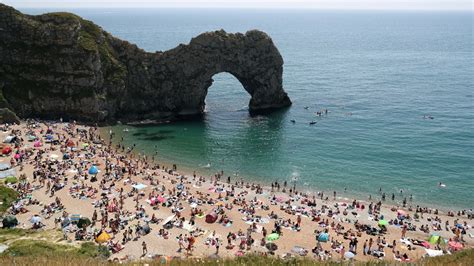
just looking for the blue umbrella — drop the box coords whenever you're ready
[46,134,54,140]
[88,165,98,175]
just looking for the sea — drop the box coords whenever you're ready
[22,8,474,210]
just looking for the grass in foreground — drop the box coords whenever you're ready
[0,185,18,213]
[0,244,472,266]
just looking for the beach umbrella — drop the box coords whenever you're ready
[14,153,20,159]
[77,217,91,229]
[176,183,184,190]
[344,251,355,259]
[33,141,42,147]
[265,242,278,251]
[30,215,42,224]
[45,134,54,140]
[88,165,98,175]
[95,231,111,243]
[63,153,70,160]
[378,220,388,227]
[215,201,225,207]
[266,233,280,241]
[132,183,147,190]
[397,210,407,216]
[448,241,463,251]
[2,146,12,154]
[27,135,37,141]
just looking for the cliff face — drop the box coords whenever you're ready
[0,4,291,124]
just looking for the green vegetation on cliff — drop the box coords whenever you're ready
[0,186,18,213]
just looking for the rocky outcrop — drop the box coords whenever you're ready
[0,4,291,124]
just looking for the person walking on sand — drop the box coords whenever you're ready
[141,241,147,257]
[215,237,220,255]
[401,224,407,239]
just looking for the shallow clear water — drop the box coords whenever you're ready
[23,8,474,209]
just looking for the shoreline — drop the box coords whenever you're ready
[99,126,470,214]
[1,120,471,263]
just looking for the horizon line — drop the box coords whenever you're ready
[13,6,473,12]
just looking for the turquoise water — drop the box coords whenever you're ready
[24,8,474,209]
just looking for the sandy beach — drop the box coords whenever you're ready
[0,120,472,263]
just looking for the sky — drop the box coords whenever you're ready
[0,0,471,10]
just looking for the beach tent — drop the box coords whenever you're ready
[66,140,75,147]
[132,183,147,190]
[318,232,329,242]
[95,231,111,243]
[2,215,18,228]
[205,212,218,224]
[88,165,98,175]
[2,146,12,155]
[30,215,42,224]
[266,233,280,241]
[3,136,17,143]
[378,220,388,227]
[428,234,441,245]
[424,249,444,257]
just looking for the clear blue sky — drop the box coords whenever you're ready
[1,0,471,10]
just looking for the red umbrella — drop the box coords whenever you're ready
[2,146,12,155]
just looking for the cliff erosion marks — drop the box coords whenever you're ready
[0,4,291,124]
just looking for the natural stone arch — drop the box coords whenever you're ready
[119,30,292,120]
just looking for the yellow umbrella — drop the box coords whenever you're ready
[215,201,225,207]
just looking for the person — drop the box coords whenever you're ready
[215,237,220,255]
[142,241,147,257]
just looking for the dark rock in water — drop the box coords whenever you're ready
[0,4,291,124]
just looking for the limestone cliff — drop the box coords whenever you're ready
[0,4,291,124]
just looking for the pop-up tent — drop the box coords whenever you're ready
[266,233,280,241]
[318,232,329,242]
[3,136,17,144]
[428,234,444,245]
[205,212,218,223]
[95,231,111,243]
[2,146,12,155]
[88,165,98,175]
[2,215,18,228]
